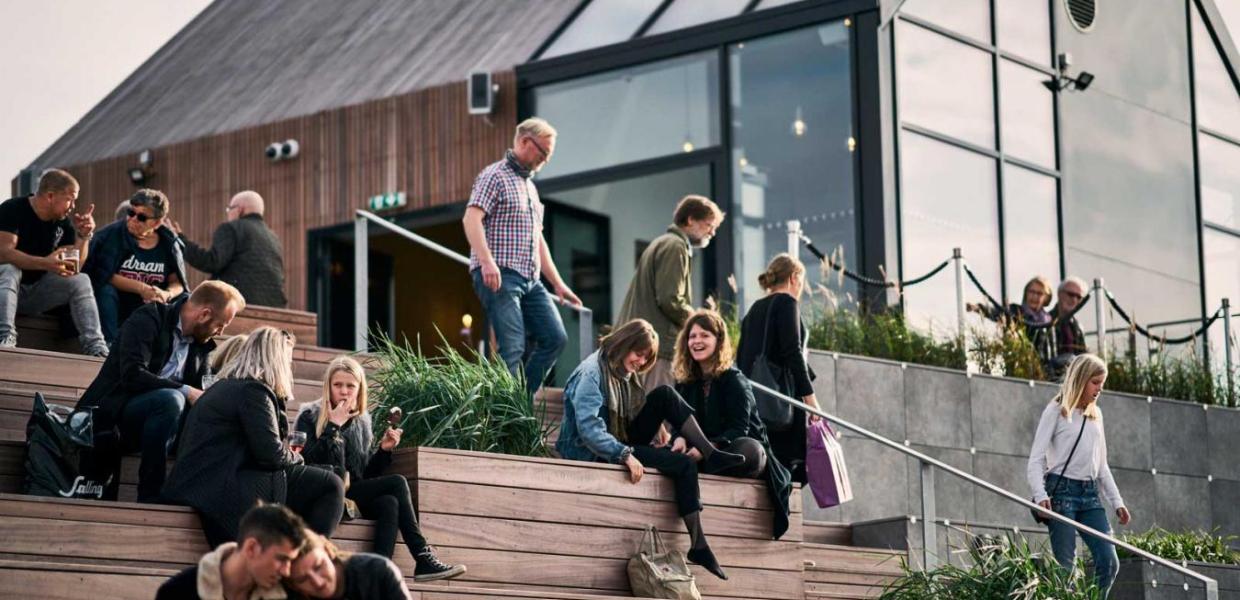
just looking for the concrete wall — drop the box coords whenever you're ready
[801,350,1240,543]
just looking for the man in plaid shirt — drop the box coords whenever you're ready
[463,118,581,396]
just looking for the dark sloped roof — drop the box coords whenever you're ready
[31,0,580,168]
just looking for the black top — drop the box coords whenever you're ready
[116,239,177,315]
[736,294,815,397]
[155,565,200,599]
[0,196,76,284]
[342,553,410,600]
[1051,306,1087,357]
[162,378,302,544]
[76,296,214,433]
[295,402,392,484]
[182,214,287,307]
[84,219,188,319]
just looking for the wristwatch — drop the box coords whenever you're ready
[618,446,634,463]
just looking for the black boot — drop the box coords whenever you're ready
[414,546,467,582]
[677,415,746,473]
[686,547,728,580]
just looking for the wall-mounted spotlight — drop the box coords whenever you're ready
[265,139,300,162]
[1043,52,1095,92]
[128,149,154,186]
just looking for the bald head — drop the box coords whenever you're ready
[228,191,265,221]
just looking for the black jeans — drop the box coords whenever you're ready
[347,474,427,558]
[286,464,345,538]
[628,386,702,517]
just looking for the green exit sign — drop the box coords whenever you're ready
[368,192,407,211]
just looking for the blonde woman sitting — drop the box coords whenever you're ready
[294,356,464,582]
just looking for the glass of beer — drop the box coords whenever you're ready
[61,248,80,274]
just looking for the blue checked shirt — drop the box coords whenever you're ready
[159,317,195,396]
[467,158,543,280]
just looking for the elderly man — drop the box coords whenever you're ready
[175,191,287,307]
[0,169,107,355]
[463,118,581,396]
[1048,276,1089,375]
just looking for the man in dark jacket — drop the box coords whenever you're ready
[174,191,287,307]
[76,280,245,502]
[156,504,308,600]
[1048,276,1089,377]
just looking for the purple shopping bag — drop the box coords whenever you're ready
[806,419,853,509]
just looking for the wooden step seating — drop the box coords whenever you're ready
[800,543,904,599]
[14,305,318,356]
[403,446,805,600]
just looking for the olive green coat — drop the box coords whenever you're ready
[617,226,693,359]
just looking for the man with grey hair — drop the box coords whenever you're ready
[1048,276,1089,375]
[174,190,287,307]
[463,118,581,396]
[0,168,108,355]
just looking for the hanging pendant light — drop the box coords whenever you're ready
[791,106,807,137]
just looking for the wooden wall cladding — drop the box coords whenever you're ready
[26,72,517,311]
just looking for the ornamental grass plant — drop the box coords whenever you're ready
[367,333,550,457]
[1118,528,1240,565]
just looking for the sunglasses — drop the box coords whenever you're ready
[127,209,155,223]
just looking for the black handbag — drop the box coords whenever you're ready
[1032,417,1087,525]
[751,303,795,431]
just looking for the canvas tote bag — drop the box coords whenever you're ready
[627,525,701,600]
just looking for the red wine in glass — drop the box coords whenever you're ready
[288,431,307,454]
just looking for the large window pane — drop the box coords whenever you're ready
[1193,5,1240,140]
[729,22,856,312]
[755,0,802,9]
[1200,134,1240,229]
[995,0,1050,65]
[540,0,664,59]
[1204,229,1240,370]
[1003,164,1059,299]
[901,0,991,43]
[645,0,750,36]
[533,52,720,179]
[1000,59,1056,168]
[901,131,1000,333]
[898,22,995,148]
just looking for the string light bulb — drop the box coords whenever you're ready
[792,106,807,137]
[462,313,473,329]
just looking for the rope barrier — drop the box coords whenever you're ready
[961,262,1091,331]
[800,235,949,289]
[1105,291,1222,345]
[962,264,1003,311]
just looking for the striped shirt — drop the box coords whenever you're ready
[467,156,543,280]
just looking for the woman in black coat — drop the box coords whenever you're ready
[673,309,793,540]
[162,327,345,547]
[736,253,820,483]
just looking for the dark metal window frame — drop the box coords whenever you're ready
[518,0,881,309]
[888,4,1063,311]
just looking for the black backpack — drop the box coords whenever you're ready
[23,393,115,500]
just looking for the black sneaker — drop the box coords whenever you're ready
[414,547,467,582]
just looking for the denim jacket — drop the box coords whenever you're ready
[555,351,629,463]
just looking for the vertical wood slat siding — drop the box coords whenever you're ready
[30,72,517,312]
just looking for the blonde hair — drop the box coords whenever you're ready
[315,356,368,437]
[758,253,806,290]
[208,334,249,373]
[218,327,296,401]
[1023,276,1053,305]
[297,529,351,563]
[1053,354,1106,421]
[673,310,734,383]
[190,280,247,315]
[599,319,659,374]
[514,118,557,145]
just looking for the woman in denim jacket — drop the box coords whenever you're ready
[556,318,745,580]
[1027,353,1131,597]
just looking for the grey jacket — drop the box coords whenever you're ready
[182,214,287,307]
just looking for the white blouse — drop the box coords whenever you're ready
[1026,402,1124,508]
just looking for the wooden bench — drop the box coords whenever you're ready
[401,447,806,600]
[800,543,904,599]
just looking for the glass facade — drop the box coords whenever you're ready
[897,22,995,148]
[1200,133,1239,230]
[1002,164,1059,299]
[902,0,991,43]
[999,59,1056,168]
[533,51,721,179]
[540,0,664,59]
[729,22,856,311]
[995,0,1050,65]
[645,0,750,36]
[1193,6,1240,140]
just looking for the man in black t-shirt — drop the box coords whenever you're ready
[0,169,107,355]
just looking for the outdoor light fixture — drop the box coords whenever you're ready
[128,167,148,186]
[1043,52,1096,92]
[682,139,695,153]
[128,149,154,186]
[265,139,300,162]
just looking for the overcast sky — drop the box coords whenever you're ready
[0,0,212,188]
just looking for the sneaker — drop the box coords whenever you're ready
[414,546,467,582]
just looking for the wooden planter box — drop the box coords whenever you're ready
[1113,557,1240,599]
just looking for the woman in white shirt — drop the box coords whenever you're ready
[1027,353,1131,596]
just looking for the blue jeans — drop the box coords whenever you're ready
[1045,474,1119,597]
[119,388,186,503]
[471,267,567,395]
[95,283,121,345]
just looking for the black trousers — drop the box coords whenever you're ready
[701,437,767,479]
[348,474,427,558]
[286,464,345,538]
[628,386,702,517]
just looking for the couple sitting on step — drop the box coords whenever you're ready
[556,309,796,581]
[74,280,463,598]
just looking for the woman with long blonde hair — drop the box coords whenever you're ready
[163,327,344,547]
[294,356,463,582]
[1027,353,1130,596]
[555,318,746,580]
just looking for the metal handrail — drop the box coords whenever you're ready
[352,210,595,361]
[749,380,1219,599]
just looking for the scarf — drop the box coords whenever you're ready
[505,150,532,179]
[603,359,646,445]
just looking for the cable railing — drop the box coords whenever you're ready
[748,379,1220,599]
[353,210,595,360]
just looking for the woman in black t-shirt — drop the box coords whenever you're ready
[84,189,187,343]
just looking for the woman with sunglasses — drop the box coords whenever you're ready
[84,188,187,344]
